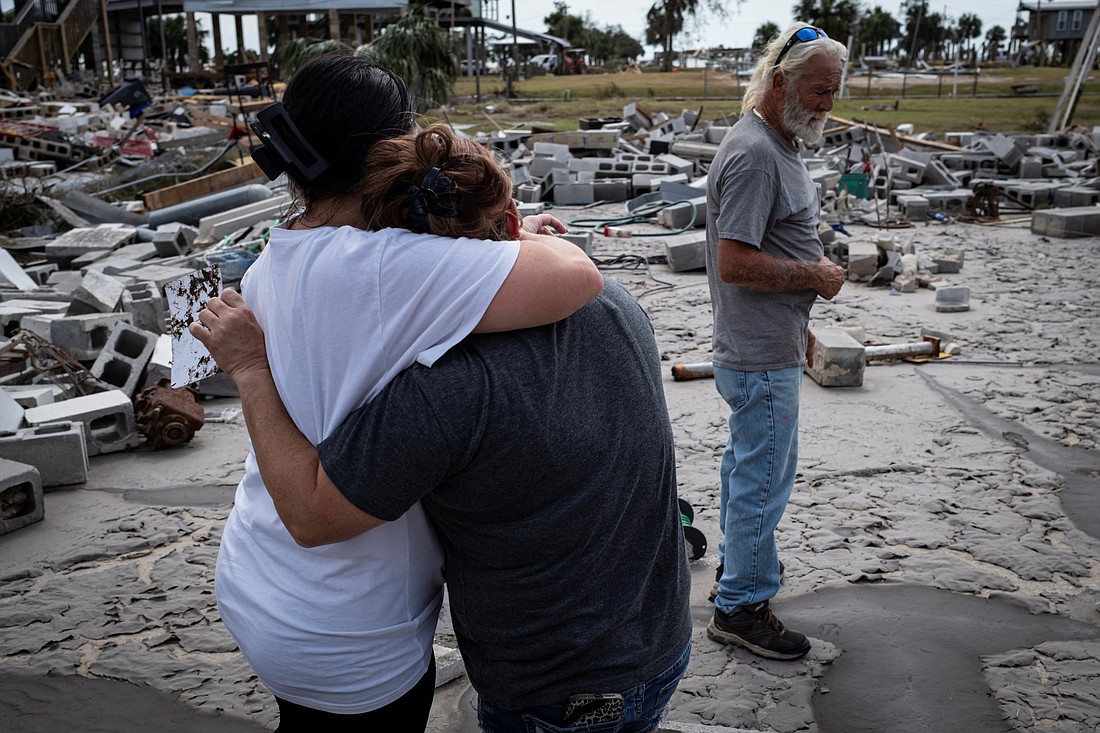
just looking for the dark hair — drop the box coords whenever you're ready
[281,54,416,203]
[359,123,514,241]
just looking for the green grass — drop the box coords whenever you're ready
[430,66,1100,138]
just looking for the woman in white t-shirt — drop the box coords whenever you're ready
[206,55,603,731]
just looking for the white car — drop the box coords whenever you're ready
[529,53,559,72]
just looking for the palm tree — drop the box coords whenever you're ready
[983,25,1006,62]
[147,15,210,73]
[753,22,780,52]
[645,0,699,72]
[956,12,982,59]
[277,38,354,76]
[790,0,861,46]
[859,6,900,57]
[357,4,456,112]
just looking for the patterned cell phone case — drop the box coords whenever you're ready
[563,693,625,725]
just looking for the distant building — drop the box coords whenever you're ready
[1012,0,1098,65]
[0,1,471,91]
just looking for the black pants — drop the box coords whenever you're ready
[274,656,436,732]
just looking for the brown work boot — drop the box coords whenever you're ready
[707,601,810,660]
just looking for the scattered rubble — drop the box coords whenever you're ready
[0,86,1098,537]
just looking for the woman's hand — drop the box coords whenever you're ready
[520,213,568,236]
[188,288,270,382]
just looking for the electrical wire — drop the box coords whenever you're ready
[589,253,678,297]
[93,138,241,197]
[567,198,702,237]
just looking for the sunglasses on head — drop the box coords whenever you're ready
[773,26,828,68]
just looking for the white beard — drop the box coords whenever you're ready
[780,86,827,144]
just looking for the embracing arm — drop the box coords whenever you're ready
[474,216,604,333]
[716,238,845,300]
[188,290,380,547]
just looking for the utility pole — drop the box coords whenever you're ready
[157,0,169,92]
[509,0,518,97]
[908,0,924,68]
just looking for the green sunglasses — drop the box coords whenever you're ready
[773,26,829,68]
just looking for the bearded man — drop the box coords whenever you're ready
[703,24,848,660]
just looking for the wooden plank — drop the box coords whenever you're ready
[827,114,965,152]
[142,161,264,211]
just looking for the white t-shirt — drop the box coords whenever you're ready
[215,225,520,713]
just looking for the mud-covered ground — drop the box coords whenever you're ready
[0,210,1097,733]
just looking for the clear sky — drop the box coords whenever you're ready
[509,0,1024,54]
[194,1,1025,61]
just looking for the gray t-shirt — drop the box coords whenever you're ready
[318,279,692,710]
[705,111,824,370]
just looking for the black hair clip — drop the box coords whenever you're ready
[406,166,459,231]
[249,102,330,185]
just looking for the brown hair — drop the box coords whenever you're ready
[358,123,515,240]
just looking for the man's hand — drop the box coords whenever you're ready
[813,256,846,300]
[520,213,568,236]
[805,328,816,369]
[187,288,270,381]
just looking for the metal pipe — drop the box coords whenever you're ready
[669,140,719,161]
[863,338,938,361]
[147,184,274,227]
[671,362,714,381]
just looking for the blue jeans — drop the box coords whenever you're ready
[714,366,802,610]
[476,642,691,733]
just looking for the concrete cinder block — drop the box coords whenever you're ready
[895,194,930,221]
[122,281,167,334]
[152,226,191,257]
[1030,206,1100,238]
[847,240,880,280]
[559,231,593,255]
[657,197,706,229]
[22,262,58,286]
[532,141,572,160]
[66,269,127,315]
[0,387,24,431]
[656,152,694,177]
[2,385,61,408]
[930,249,964,274]
[979,133,1023,169]
[805,328,865,387]
[0,246,38,292]
[663,232,707,272]
[121,264,199,290]
[0,299,68,336]
[515,183,543,204]
[515,201,545,218]
[0,421,87,488]
[24,389,141,456]
[0,457,43,535]
[592,178,631,202]
[889,155,927,184]
[922,189,972,215]
[1052,187,1100,208]
[36,311,132,361]
[198,197,285,239]
[43,225,134,267]
[89,322,158,397]
[935,285,971,312]
[553,182,595,206]
[528,157,567,178]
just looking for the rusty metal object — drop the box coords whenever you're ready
[671,362,714,381]
[967,182,1001,219]
[0,329,97,398]
[134,378,205,449]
